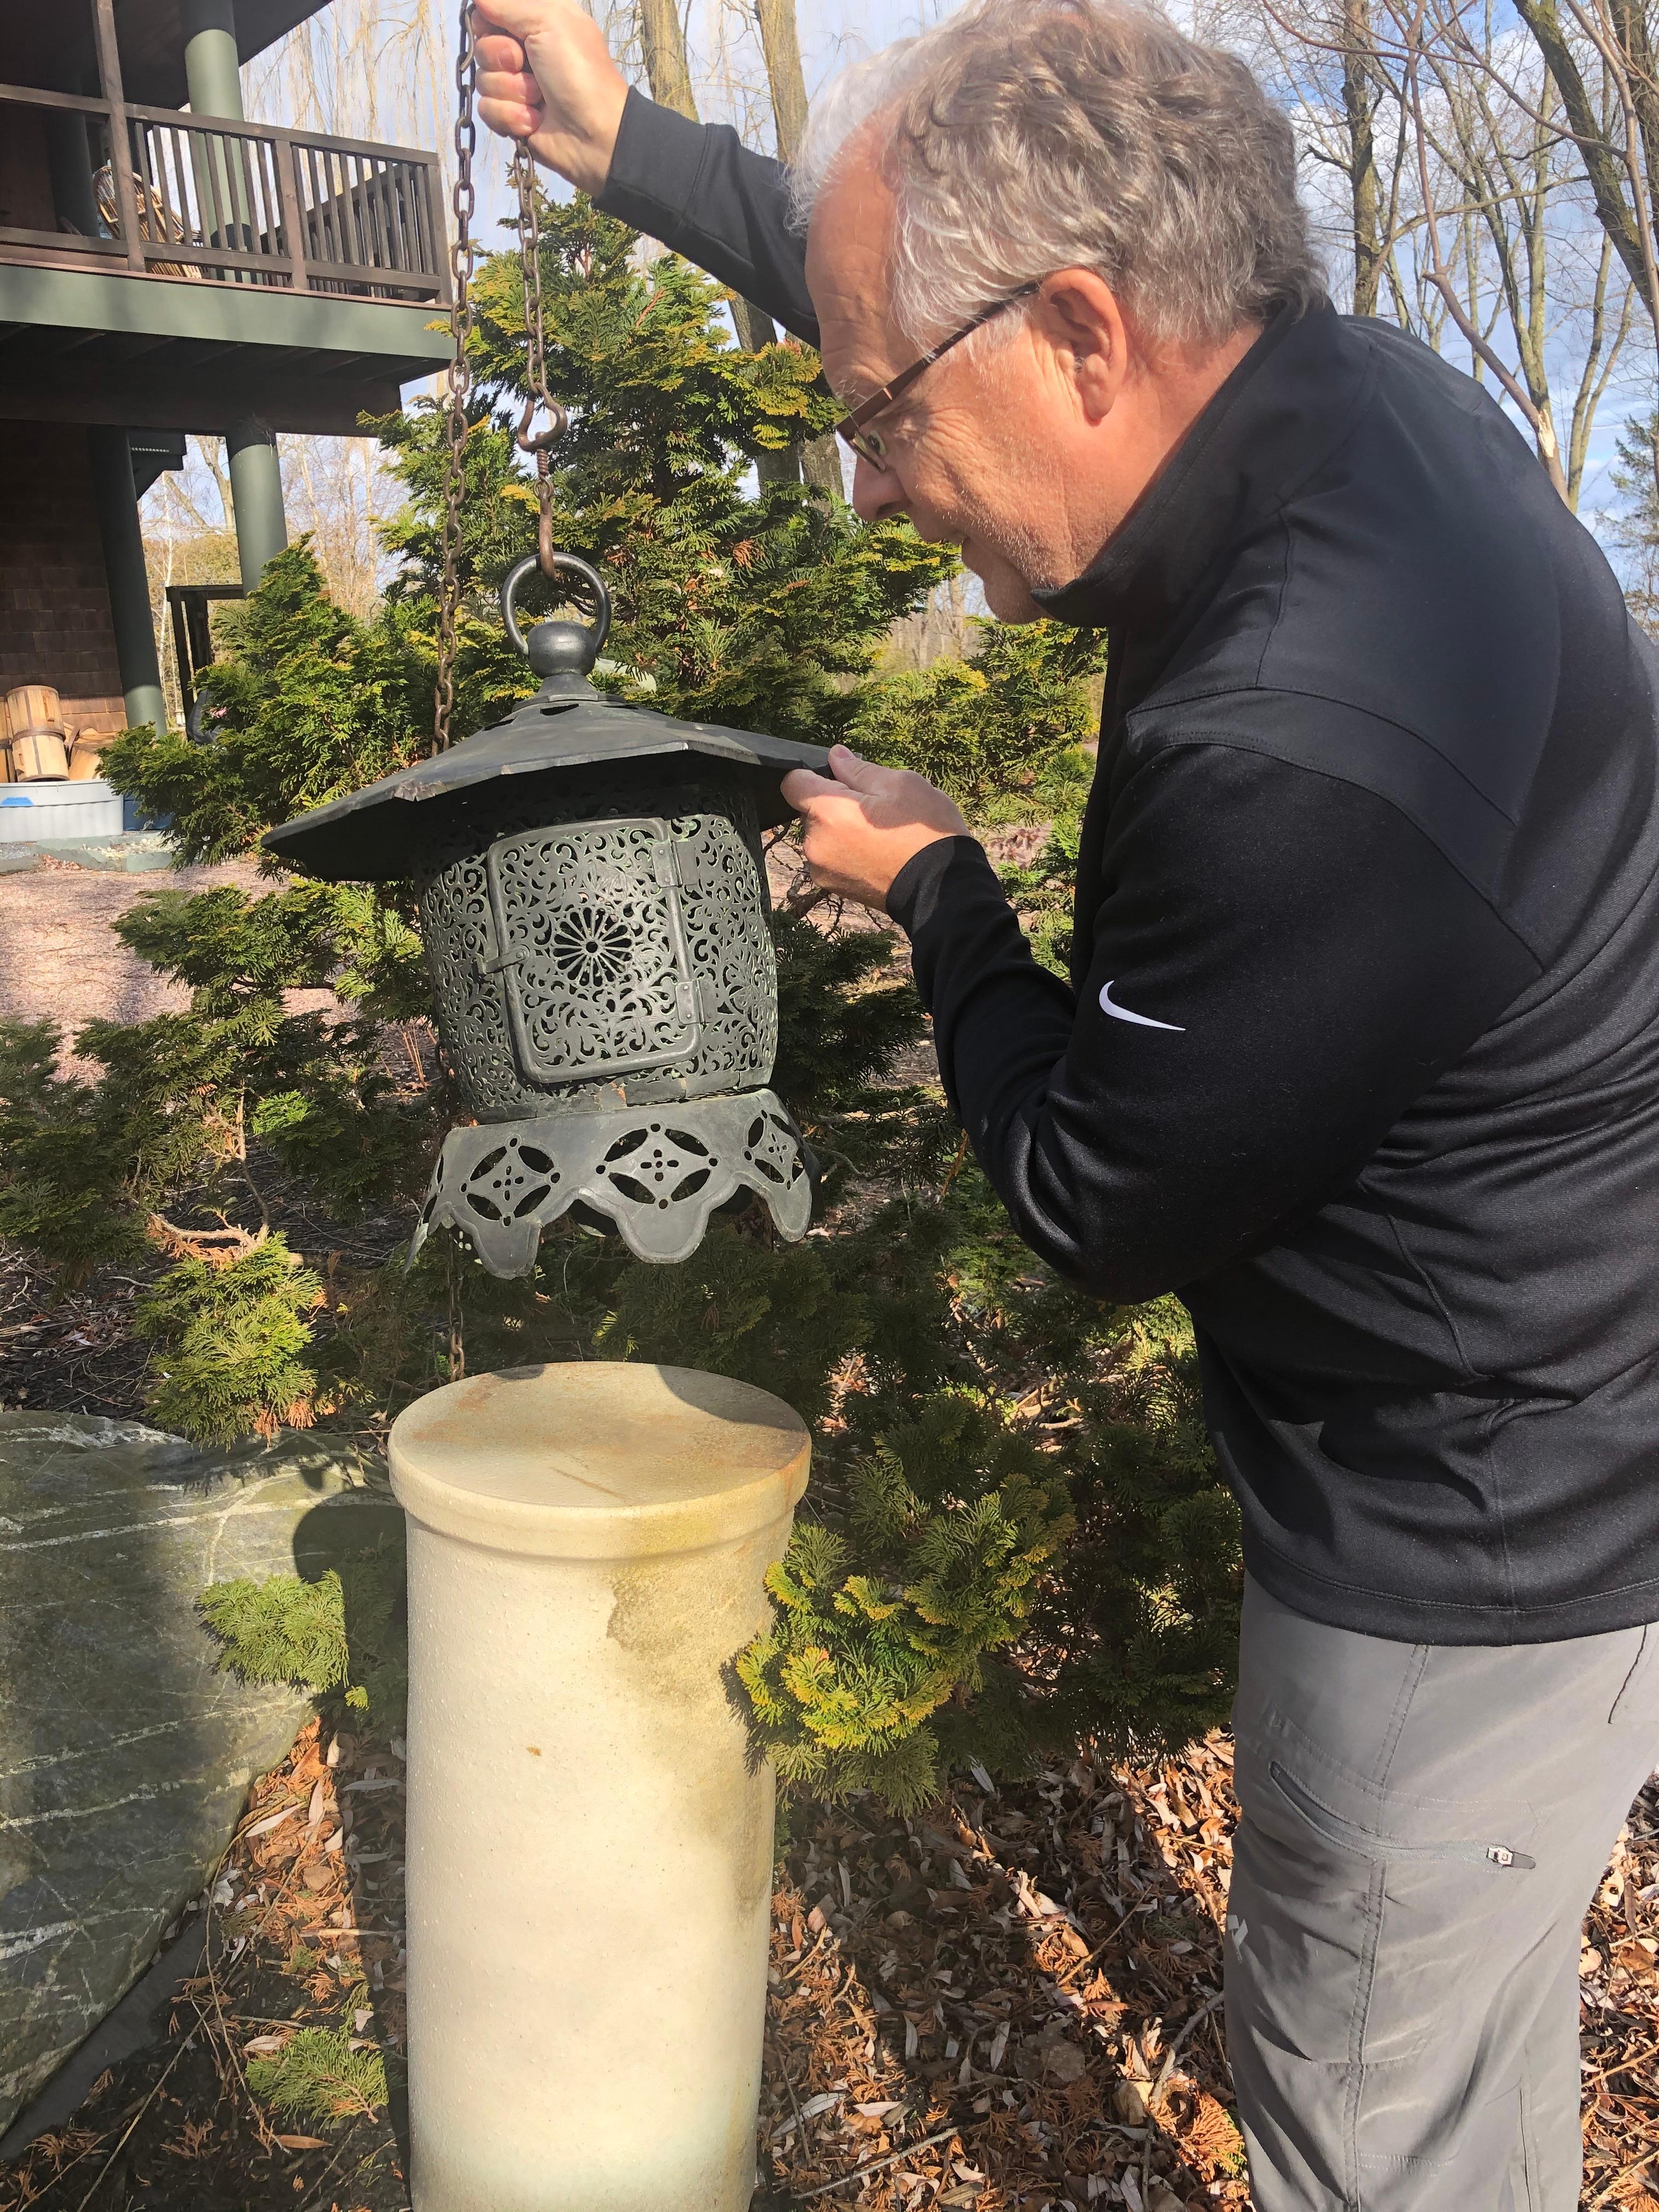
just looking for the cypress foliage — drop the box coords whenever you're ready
[0,195,1240,1793]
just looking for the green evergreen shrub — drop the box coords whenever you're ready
[245,2026,388,2128]
[0,193,1243,1796]
[199,1534,407,1720]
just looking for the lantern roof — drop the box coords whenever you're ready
[263,555,832,882]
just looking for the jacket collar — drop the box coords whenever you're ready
[1032,301,1360,636]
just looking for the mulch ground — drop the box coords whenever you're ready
[2,1716,1655,2212]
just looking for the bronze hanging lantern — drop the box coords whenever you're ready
[265,554,830,1274]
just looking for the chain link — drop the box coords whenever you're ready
[433,4,571,750]
[511,143,569,579]
[432,0,478,754]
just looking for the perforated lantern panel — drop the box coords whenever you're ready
[417,780,776,1119]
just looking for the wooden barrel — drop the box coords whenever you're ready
[3,685,65,740]
[67,731,117,782]
[11,730,70,781]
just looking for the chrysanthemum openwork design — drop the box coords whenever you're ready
[417,786,775,1118]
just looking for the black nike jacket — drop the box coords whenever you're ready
[600,89,1659,1644]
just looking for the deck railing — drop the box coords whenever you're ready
[0,82,447,303]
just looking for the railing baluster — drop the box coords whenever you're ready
[271,126,307,291]
[381,157,403,280]
[345,151,364,277]
[234,129,259,272]
[371,155,391,275]
[204,125,228,274]
[364,154,383,274]
[398,159,420,281]
[331,148,348,277]
[307,143,330,275]
[426,155,449,304]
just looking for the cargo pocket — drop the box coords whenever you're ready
[1269,1760,1537,1872]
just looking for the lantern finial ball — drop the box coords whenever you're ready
[524,619,598,680]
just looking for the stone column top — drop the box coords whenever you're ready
[388,1362,810,1559]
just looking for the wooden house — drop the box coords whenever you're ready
[0,0,452,742]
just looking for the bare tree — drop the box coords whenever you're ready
[1226,0,1636,510]
[1392,0,1636,503]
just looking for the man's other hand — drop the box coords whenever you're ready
[471,0,628,197]
[780,747,970,911]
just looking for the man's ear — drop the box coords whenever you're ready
[1030,268,1127,424]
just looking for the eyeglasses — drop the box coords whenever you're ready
[834,283,1041,469]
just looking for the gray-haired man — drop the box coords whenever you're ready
[473,2,1659,2203]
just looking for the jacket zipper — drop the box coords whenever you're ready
[1269,1760,1536,1870]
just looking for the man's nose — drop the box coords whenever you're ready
[851,455,907,524]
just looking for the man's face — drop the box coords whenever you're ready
[805,157,1084,623]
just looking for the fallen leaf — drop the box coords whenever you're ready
[274,2134,329,2152]
[1114,2078,1150,2124]
[1044,2038,1088,2084]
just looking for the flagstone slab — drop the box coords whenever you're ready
[0,1412,399,2134]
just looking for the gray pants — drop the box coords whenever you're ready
[1226,1577,1659,2211]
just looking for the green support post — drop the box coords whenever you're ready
[87,428,167,738]
[181,0,245,120]
[226,417,289,588]
[182,0,253,256]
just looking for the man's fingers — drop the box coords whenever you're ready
[469,0,539,35]
[475,29,534,70]
[781,768,851,813]
[477,98,543,139]
[826,744,896,795]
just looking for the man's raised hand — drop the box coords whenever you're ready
[780,747,970,912]
[471,0,629,197]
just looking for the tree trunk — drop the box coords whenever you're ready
[1510,0,1656,323]
[751,0,841,494]
[755,0,810,160]
[1613,0,1659,294]
[1340,0,1384,317]
[637,0,697,122]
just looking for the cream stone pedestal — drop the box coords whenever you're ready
[389,1362,810,2212]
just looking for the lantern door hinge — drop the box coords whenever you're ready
[651,837,683,889]
[472,912,520,983]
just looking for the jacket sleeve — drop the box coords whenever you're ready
[596,87,820,345]
[885,743,1541,1302]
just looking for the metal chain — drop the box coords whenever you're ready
[432,0,478,754]
[511,142,569,579]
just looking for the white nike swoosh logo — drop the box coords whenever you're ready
[1099,980,1184,1032]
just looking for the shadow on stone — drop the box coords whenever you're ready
[0,1414,393,2137]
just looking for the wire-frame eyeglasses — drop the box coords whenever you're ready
[834,284,1041,469]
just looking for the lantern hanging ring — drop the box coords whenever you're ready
[500,552,612,674]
